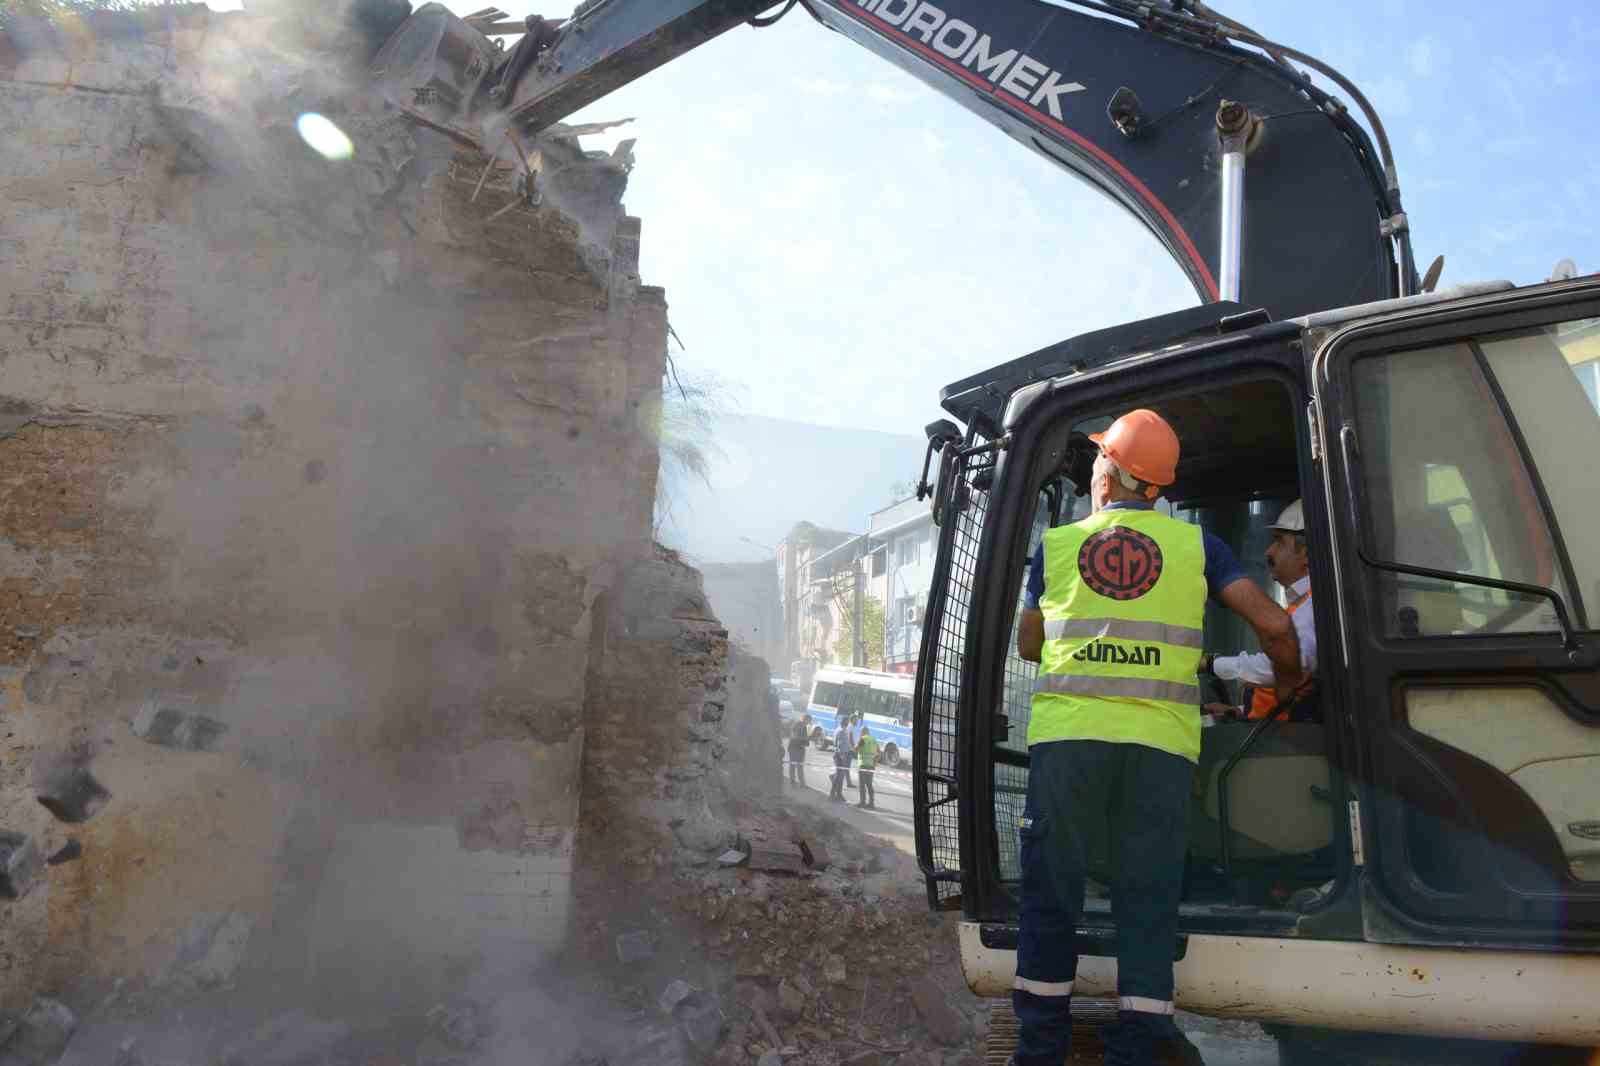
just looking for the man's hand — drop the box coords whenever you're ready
[1203,702,1241,719]
[1018,607,1044,663]
[1197,653,1214,675]
[1217,578,1303,699]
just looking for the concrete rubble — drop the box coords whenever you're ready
[32,766,111,825]
[130,704,228,753]
[565,792,985,1066]
[0,834,44,902]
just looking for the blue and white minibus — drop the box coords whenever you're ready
[804,665,914,769]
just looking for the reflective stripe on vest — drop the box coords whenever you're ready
[1042,617,1205,649]
[1030,508,1208,761]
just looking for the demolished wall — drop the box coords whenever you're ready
[579,550,778,848]
[0,3,667,1022]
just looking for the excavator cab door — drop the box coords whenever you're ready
[1315,278,1600,947]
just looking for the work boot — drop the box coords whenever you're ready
[1103,1012,1205,1066]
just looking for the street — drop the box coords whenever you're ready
[777,742,918,852]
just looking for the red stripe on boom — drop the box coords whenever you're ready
[836,2,1221,300]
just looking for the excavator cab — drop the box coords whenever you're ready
[911,278,1600,1045]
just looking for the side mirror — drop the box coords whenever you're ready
[916,420,965,502]
[1062,431,1095,498]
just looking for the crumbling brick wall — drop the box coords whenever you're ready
[579,551,779,848]
[0,6,667,1017]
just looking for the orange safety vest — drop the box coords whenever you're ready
[1244,588,1311,719]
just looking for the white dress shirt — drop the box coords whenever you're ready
[1213,576,1315,686]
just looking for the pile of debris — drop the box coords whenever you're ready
[566,796,985,1066]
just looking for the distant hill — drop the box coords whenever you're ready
[658,413,923,565]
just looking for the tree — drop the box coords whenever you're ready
[0,0,146,28]
[652,344,733,538]
[833,594,886,670]
[886,478,919,505]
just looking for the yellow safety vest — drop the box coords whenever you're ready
[858,734,879,769]
[1030,508,1207,761]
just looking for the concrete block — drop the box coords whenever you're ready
[658,980,697,1015]
[35,765,111,823]
[0,832,44,901]
[132,702,227,751]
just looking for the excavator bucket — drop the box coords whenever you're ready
[370,3,504,148]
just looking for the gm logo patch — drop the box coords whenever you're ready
[1078,527,1163,600]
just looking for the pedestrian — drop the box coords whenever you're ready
[1011,410,1303,1066]
[788,714,811,788]
[829,716,853,802]
[855,724,878,809]
[844,710,857,784]
[842,712,859,788]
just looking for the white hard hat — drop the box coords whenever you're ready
[1268,499,1305,534]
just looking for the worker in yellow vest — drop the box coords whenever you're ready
[1013,410,1304,1066]
[855,725,879,809]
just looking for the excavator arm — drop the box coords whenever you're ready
[372,0,1415,319]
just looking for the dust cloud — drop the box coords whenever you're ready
[2,0,661,1056]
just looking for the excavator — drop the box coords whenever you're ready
[367,0,1600,1056]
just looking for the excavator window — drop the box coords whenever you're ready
[1341,313,1600,892]
[1352,340,1577,636]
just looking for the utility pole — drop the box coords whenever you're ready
[852,557,864,668]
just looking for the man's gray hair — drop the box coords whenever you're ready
[1103,456,1147,496]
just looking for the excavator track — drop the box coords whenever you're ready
[986,997,1120,1066]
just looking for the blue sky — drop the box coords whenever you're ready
[521,1,1595,436]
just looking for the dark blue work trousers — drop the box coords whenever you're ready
[1014,739,1193,1066]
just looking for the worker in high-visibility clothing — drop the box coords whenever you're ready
[1200,499,1319,722]
[855,724,879,809]
[1013,410,1304,1066]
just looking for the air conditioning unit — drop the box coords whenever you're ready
[904,604,921,625]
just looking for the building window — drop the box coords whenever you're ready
[895,535,918,569]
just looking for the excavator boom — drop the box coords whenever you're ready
[372,0,1411,319]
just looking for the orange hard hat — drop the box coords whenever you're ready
[1089,409,1179,493]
